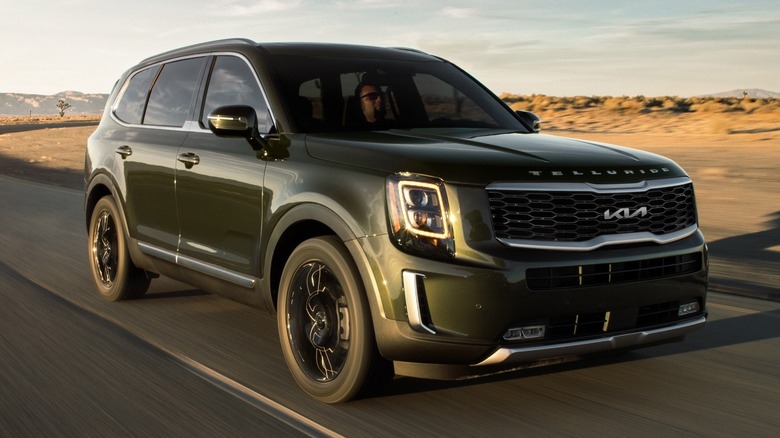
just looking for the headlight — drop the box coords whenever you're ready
[387,174,454,258]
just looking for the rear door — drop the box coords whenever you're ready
[114,57,206,252]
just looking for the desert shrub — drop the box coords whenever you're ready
[498,92,523,103]
[643,97,664,109]
[533,95,552,107]
[570,95,600,108]
[508,101,532,111]
[600,96,645,113]
[501,94,551,112]
[739,99,765,114]
[662,97,692,113]
[690,100,732,113]
[621,97,647,113]
[500,93,780,118]
[602,97,622,111]
[751,100,780,114]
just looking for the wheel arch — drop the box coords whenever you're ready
[84,172,153,274]
[84,172,121,231]
[263,203,380,315]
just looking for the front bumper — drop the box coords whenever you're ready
[359,230,708,367]
[476,315,705,366]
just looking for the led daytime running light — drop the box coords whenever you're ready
[397,180,449,239]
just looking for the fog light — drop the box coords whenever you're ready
[678,301,700,316]
[503,325,546,341]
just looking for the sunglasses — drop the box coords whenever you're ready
[360,92,383,101]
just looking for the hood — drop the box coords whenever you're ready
[305,128,686,185]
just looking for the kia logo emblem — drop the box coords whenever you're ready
[604,207,648,220]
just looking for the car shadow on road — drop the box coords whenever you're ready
[381,307,780,399]
[143,289,210,299]
[0,152,82,190]
[706,210,780,301]
[383,214,780,400]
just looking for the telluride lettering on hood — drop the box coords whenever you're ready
[528,167,672,177]
[84,39,707,403]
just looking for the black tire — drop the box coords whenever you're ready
[277,236,392,403]
[88,196,151,301]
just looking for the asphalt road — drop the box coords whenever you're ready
[1,174,779,436]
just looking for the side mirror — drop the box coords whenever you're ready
[207,105,258,138]
[515,110,541,133]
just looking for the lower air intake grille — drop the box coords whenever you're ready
[509,299,697,344]
[526,252,703,291]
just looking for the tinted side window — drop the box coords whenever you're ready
[114,66,158,124]
[298,78,323,120]
[201,56,270,132]
[144,57,205,127]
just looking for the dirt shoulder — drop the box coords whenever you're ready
[1,110,779,299]
[1,110,777,241]
[0,124,94,190]
[1,109,777,214]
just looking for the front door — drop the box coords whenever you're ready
[175,132,266,277]
[175,55,273,279]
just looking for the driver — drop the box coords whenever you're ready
[355,82,390,127]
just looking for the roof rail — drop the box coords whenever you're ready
[139,38,257,64]
[391,47,429,55]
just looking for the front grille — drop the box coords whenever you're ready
[526,252,703,291]
[488,182,697,243]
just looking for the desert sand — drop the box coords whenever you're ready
[1,103,779,298]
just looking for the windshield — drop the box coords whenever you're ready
[268,53,527,133]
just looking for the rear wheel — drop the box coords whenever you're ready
[277,236,392,403]
[88,196,150,301]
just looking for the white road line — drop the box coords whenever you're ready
[174,354,343,438]
[708,301,780,319]
[18,266,342,438]
[708,302,761,315]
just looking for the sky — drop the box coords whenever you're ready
[1,0,778,97]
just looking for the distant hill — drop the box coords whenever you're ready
[0,91,108,116]
[701,89,780,99]
[2,88,776,117]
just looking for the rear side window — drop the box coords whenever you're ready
[201,56,270,132]
[144,57,205,127]
[114,66,158,124]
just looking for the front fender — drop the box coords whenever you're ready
[259,202,389,331]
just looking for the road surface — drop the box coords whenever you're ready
[1,174,779,436]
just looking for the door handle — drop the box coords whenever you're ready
[115,145,133,159]
[177,152,200,168]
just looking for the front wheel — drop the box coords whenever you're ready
[277,236,392,403]
[88,196,151,301]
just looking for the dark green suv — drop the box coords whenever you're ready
[85,39,707,403]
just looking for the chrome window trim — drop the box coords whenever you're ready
[110,52,276,134]
[110,54,206,130]
[192,52,276,133]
